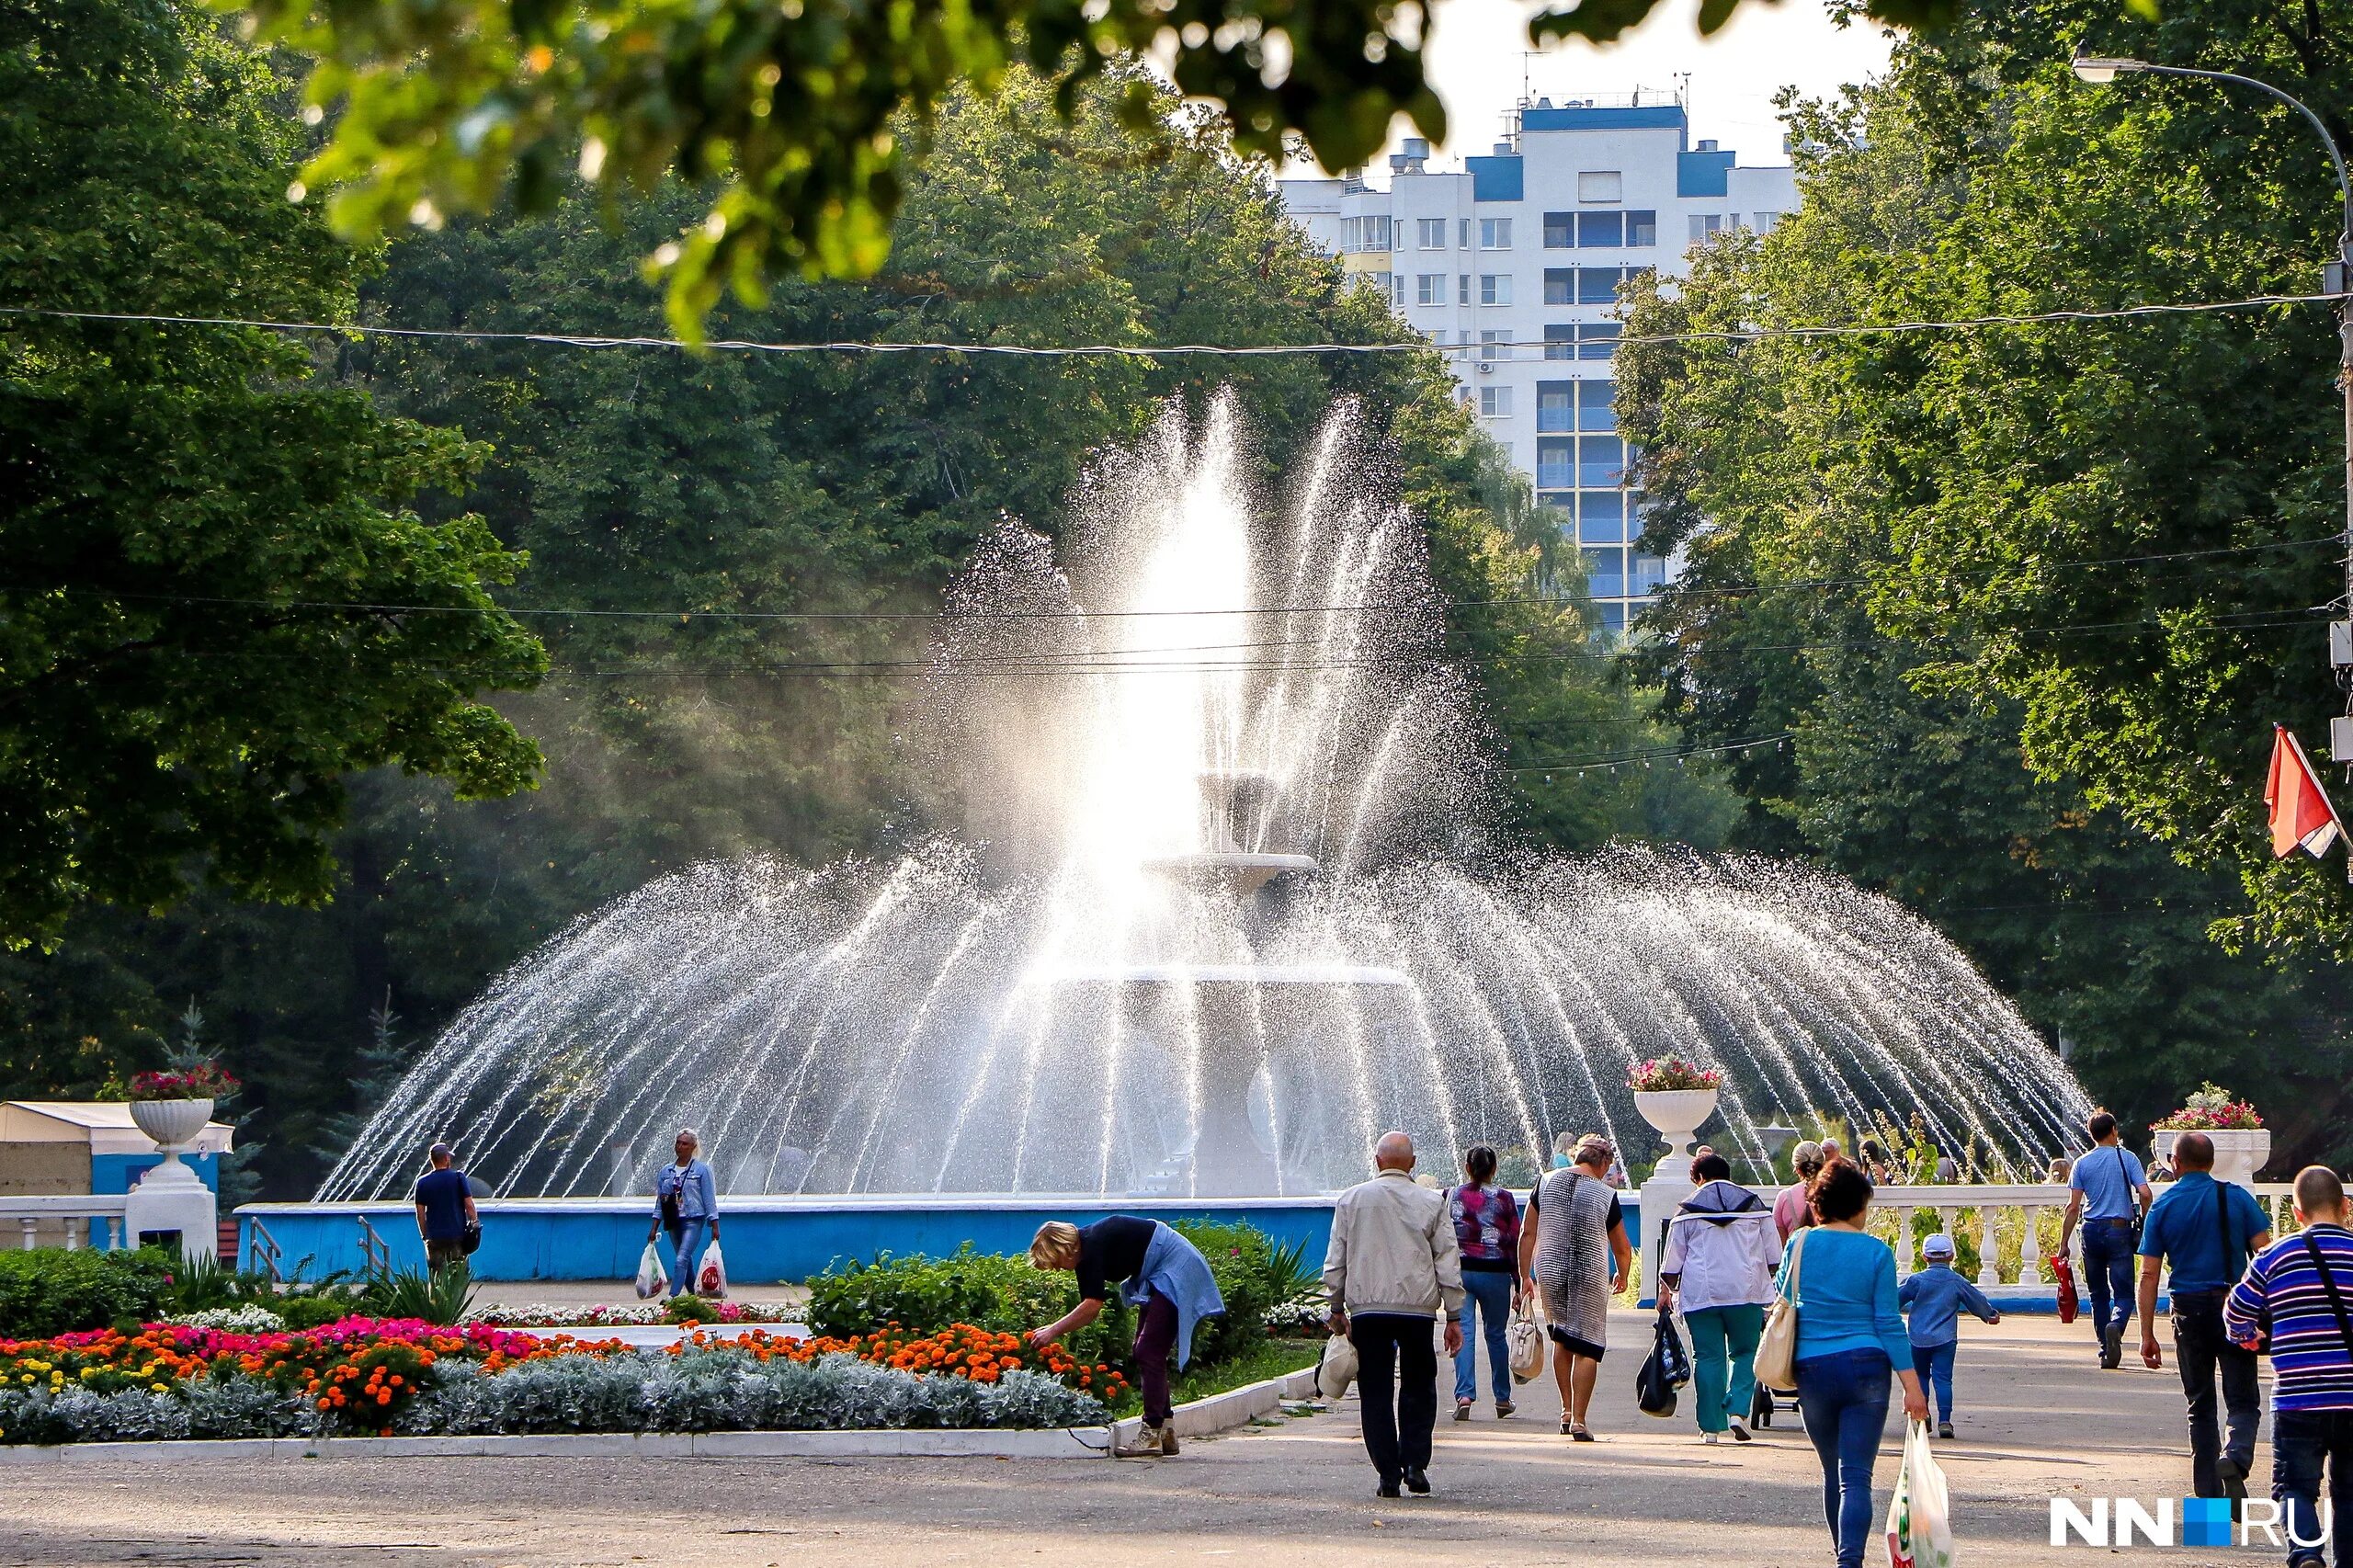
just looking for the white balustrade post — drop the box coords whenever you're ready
[1894,1207,1916,1277]
[17,1218,35,1250]
[2018,1208,2044,1285]
[1976,1201,2001,1289]
[62,1217,81,1252]
[106,1217,123,1251]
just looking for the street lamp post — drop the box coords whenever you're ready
[2072,54,2353,756]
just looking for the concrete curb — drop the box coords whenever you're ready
[0,1364,1324,1465]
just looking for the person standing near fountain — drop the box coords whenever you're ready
[1774,1142,1825,1242]
[647,1130,719,1298]
[2060,1110,2152,1369]
[1324,1131,1464,1498]
[1448,1144,1522,1422]
[1026,1216,1224,1460]
[1520,1135,1631,1440]
[1779,1161,1932,1568]
[1657,1151,1781,1445]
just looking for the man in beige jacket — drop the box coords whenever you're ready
[1324,1130,1465,1497]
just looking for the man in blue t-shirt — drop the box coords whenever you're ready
[411,1142,477,1274]
[2062,1111,2152,1369]
[2136,1131,2272,1502]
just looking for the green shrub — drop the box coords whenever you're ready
[356,1266,476,1325]
[663,1294,720,1324]
[278,1293,359,1330]
[0,1248,176,1338]
[805,1247,1131,1368]
[1168,1221,1291,1366]
[156,1252,285,1316]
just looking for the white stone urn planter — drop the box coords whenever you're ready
[2155,1126,2272,1192]
[1633,1087,1719,1185]
[129,1097,213,1187]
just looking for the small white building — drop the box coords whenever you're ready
[1280,96,1798,632]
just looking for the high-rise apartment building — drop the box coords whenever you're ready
[1279,97,1798,632]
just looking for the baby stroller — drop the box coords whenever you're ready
[1751,1382,1795,1428]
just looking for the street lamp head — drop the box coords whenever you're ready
[2071,55,2147,85]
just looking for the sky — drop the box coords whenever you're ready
[1340,0,1898,177]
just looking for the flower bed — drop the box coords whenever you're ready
[0,1316,1112,1446]
[462,1301,796,1329]
[2153,1083,2264,1132]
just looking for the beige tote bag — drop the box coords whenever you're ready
[1753,1228,1807,1392]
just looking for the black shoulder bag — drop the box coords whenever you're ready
[2116,1145,2143,1244]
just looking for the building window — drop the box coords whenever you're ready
[1578,491,1626,543]
[1536,437,1574,489]
[1577,267,1620,305]
[1578,170,1623,203]
[1417,218,1448,249]
[1339,214,1392,253]
[1480,274,1512,305]
[1578,379,1616,432]
[1626,210,1657,246]
[1460,218,1472,248]
[1543,211,1573,248]
[1751,210,1782,233]
[1536,382,1573,432]
[1544,324,1574,360]
[1579,323,1620,360]
[1579,434,1625,487]
[1631,554,1668,595]
[1480,385,1514,417]
[1689,213,1723,244]
[1481,329,1510,360]
[1480,217,1513,249]
[1543,268,1573,307]
[1576,210,1623,248]
[1584,547,1626,597]
[1540,494,1574,535]
[1416,273,1445,306]
[1458,274,1472,305]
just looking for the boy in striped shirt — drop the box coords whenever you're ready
[2226,1165,2353,1567]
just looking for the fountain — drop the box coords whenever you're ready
[319,394,2093,1210]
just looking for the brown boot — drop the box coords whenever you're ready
[1114,1422,1170,1458]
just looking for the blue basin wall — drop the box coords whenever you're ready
[236,1195,1495,1284]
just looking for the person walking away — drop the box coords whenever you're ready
[1448,1144,1522,1421]
[1323,1131,1464,1497]
[1520,1134,1632,1440]
[2135,1131,2272,1503]
[411,1142,476,1274]
[1029,1215,1225,1459]
[1898,1233,2000,1439]
[2060,1111,2151,1369]
[2228,1165,2353,1568]
[1657,1151,1780,1444]
[647,1129,720,1298]
[1776,1142,1825,1242]
[1779,1160,1932,1568]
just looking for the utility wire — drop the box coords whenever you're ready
[2,290,2346,356]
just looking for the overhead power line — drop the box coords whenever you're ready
[2,291,2347,357]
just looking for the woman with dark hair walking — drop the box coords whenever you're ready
[1779,1160,1931,1568]
[1449,1144,1522,1420]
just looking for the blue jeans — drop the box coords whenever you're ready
[2081,1219,2136,1339]
[1454,1271,1515,1403]
[1911,1340,1956,1424]
[669,1217,710,1296]
[1796,1348,1893,1568]
[2274,1407,2353,1568]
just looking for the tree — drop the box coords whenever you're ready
[0,0,548,945]
[233,0,1972,334]
[1617,40,2353,1166]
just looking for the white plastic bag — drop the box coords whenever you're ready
[634,1239,669,1300]
[1885,1419,1955,1568]
[696,1237,729,1299]
[1316,1331,1359,1400]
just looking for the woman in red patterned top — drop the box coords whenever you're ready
[1449,1144,1524,1420]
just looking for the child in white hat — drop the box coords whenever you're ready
[1897,1232,2002,1438]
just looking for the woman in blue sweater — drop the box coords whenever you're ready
[1776,1160,1930,1568]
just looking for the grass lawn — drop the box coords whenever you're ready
[1103,1336,1324,1417]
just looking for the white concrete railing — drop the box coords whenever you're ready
[0,1195,130,1253]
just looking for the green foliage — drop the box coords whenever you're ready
[804,1246,1131,1369]
[1165,1220,1288,1365]
[277,1293,360,1331]
[1618,1,2353,1168]
[234,0,1989,335]
[356,1266,477,1325]
[0,1248,175,1339]
[0,0,547,947]
[661,1294,720,1324]
[154,1252,285,1316]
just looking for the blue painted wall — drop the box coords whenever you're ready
[94,1152,219,1195]
[1467,155,1524,203]
[1519,105,1688,134]
[1677,149,1735,198]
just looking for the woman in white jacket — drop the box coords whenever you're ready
[1657,1151,1783,1443]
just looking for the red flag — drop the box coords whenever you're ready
[2266,723,2342,859]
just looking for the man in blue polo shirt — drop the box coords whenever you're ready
[2137,1131,2271,1502]
[411,1142,477,1274]
[2062,1111,2152,1369]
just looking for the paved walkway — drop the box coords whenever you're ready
[0,1313,2227,1567]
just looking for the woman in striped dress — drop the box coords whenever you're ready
[1518,1134,1633,1438]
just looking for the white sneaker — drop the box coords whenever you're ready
[1702,1431,1720,1445]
